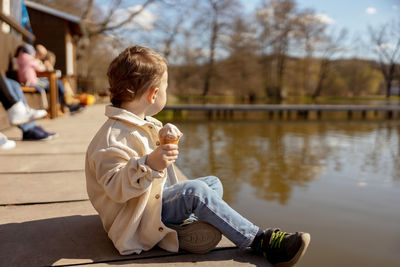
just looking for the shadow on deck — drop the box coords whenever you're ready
[0,104,269,267]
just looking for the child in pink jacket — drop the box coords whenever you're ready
[15,44,81,113]
[85,46,310,266]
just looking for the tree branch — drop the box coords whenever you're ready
[90,0,156,37]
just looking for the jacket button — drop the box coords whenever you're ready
[155,194,160,199]
[156,141,160,146]
[158,227,163,232]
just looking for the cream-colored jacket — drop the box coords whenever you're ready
[85,105,179,255]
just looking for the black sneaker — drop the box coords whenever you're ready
[254,228,310,267]
[166,215,222,254]
[68,104,84,114]
[23,126,57,141]
[35,126,58,139]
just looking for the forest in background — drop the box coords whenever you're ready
[30,0,400,103]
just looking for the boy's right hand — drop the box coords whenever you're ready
[146,144,179,172]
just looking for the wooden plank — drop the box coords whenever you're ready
[0,141,87,153]
[0,171,87,205]
[0,201,239,267]
[0,153,85,173]
[21,86,37,93]
[0,10,35,41]
[0,201,116,267]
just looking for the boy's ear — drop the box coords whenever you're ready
[147,87,159,104]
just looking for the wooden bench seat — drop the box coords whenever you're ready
[21,86,36,93]
[17,72,59,119]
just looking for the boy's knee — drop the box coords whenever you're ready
[206,176,223,196]
[209,175,222,186]
[182,180,210,196]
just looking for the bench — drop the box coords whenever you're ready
[21,71,59,119]
[0,71,59,130]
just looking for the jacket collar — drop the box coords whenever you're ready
[105,105,163,128]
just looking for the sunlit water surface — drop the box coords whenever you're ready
[172,119,400,267]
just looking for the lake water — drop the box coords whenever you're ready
[171,119,400,266]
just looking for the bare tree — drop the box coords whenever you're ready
[294,9,327,95]
[141,0,191,62]
[369,20,400,98]
[80,0,157,38]
[311,28,347,99]
[256,0,297,101]
[30,0,156,40]
[224,15,261,101]
[196,0,241,97]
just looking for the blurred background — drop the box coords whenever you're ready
[1,1,399,266]
[4,0,399,105]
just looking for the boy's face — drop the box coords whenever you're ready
[147,71,168,116]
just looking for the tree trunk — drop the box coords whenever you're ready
[202,18,218,96]
[312,59,329,100]
[275,52,285,101]
[386,79,392,98]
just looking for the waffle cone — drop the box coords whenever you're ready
[159,137,180,145]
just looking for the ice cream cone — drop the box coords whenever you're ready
[159,136,180,145]
[158,123,182,145]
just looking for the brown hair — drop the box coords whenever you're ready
[107,46,167,107]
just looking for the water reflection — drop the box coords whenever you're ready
[174,120,400,205]
[168,119,400,267]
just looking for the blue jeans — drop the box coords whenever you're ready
[35,78,66,104]
[161,176,259,248]
[5,78,36,132]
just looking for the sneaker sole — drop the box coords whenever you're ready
[275,232,311,267]
[168,221,222,254]
[23,133,58,141]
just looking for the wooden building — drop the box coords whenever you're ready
[25,0,82,90]
[0,0,82,125]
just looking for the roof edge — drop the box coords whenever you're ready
[25,1,81,24]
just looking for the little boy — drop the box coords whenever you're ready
[85,46,310,266]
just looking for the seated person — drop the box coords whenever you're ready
[35,44,83,107]
[15,44,81,113]
[0,80,17,150]
[0,73,46,125]
[0,132,15,150]
[35,44,56,72]
[0,73,56,141]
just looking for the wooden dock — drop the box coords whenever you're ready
[0,104,268,267]
[164,104,400,120]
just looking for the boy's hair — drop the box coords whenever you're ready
[107,46,167,107]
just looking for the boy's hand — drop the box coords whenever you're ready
[146,144,179,172]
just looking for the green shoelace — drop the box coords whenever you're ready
[260,230,287,258]
[270,231,286,249]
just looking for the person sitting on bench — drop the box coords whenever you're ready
[0,73,56,141]
[15,44,81,113]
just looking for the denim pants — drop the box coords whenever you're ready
[5,78,36,132]
[161,176,259,248]
[35,78,66,105]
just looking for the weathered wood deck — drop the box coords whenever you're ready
[0,104,268,267]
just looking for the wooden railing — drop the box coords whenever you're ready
[36,72,59,118]
[0,11,35,42]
